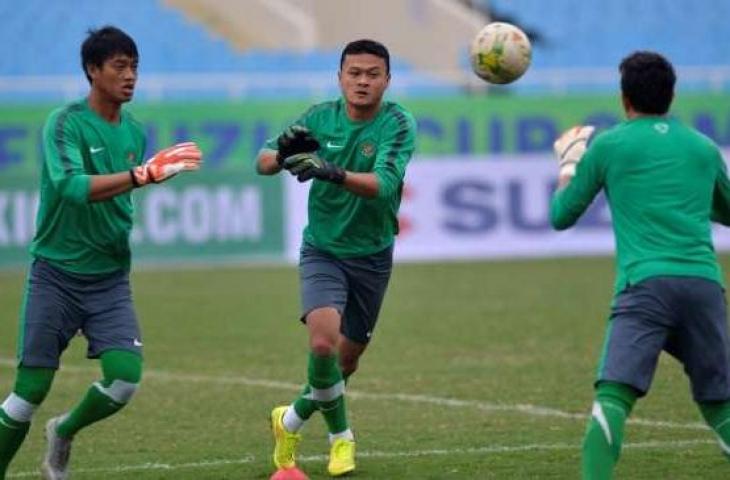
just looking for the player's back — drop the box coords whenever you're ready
[598,116,725,288]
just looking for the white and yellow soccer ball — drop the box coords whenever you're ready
[470,22,532,85]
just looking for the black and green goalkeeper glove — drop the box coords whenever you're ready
[283,152,346,184]
[276,125,320,166]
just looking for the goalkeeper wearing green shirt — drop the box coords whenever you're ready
[0,26,201,480]
[551,51,730,479]
[257,39,416,478]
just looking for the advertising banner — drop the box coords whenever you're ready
[0,172,284,269]
[286,152,730,262]
[0,93,727,176]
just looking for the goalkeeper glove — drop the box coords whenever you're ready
[130,142,202,187]
[276,125,320,166]
[553,125,595,177]
[283,152,346,184]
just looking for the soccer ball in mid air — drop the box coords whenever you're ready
[470,22,532,84]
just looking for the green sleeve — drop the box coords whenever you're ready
[42,111,91,205]
[373,112,416,199]
[711,150,730,226]
[550,140,605,230]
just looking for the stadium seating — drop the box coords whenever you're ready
[0,0,442,99]
[0,0,727,99]
[481,0,730,69]
[0,0,343,76]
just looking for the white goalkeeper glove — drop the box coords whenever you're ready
[553,125,595,177]
[131,142,202,187]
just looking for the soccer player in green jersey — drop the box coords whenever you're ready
[550,51,730,479]
[0,26,201,480]
[257,39,416,478]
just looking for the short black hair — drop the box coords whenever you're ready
[339,39,390,74]
[619,51,676,115]
[81,26,138,84]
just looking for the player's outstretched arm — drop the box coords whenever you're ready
[281,152,379,197]
[88,171,143,202]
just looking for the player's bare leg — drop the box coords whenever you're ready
[338,336,366,380]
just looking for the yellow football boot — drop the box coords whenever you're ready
[271,406,302,469]
[327,438,355,477]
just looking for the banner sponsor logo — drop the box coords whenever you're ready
[1,94,728,174]
[394,156,615,260]
[0,174,285,268]
[132,186,262,245]
[0,190,37,247]
[286,152,730,262]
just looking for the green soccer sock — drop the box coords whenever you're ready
[0,410,30,479]
[582,382,637,480]
[0,366,54,478]
[699,400,730,459]
[308,353,349,435]
[55,385,124,439]
[292,370,353,422]
[57,350,142,439]
[293,384,318,420]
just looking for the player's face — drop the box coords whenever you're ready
[338,53,390,110]
[88,54,138,104]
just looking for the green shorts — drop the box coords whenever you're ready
[299,242,393,344]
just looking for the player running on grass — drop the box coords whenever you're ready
[0,26,202,480]
[256,39,416,478]
[550,51,730,479]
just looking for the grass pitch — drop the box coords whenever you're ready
[1,256,729,479]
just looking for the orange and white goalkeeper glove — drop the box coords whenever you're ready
[553,125,595,177]
[130,142,202,187]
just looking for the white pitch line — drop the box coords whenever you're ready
[6,457,256,478]
[6,439,717,478]
[0,358,708,431]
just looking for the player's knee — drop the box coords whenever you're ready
[98,350,143,404]
[101,350,143,383]
[310,337,337,356]
[95,379,139,404]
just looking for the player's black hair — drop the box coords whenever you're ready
[619,51,675,115]
[81,26,138,84]
[340,39,390,74]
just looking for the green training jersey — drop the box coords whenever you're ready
[551,116,730,295]
[30,98,146,274]
[266,98,416,257]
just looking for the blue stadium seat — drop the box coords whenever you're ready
[484,0,730,68]
[0,0,726,98]
[0,1,412,76]
[0,0,434,99]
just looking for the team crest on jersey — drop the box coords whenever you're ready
[359,141,376,158]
